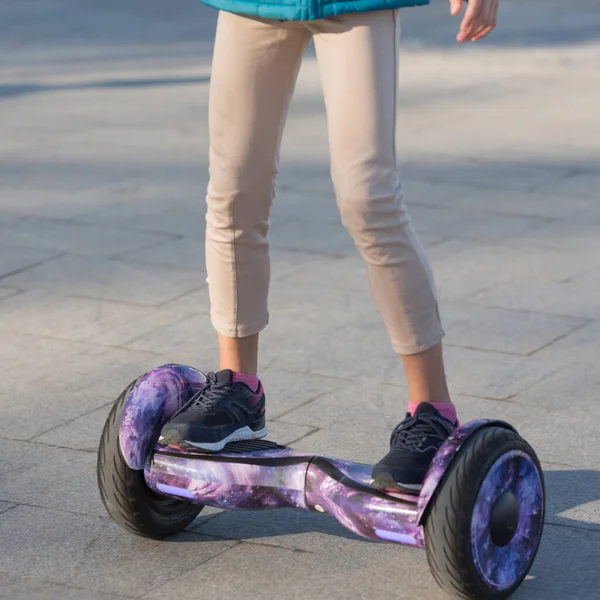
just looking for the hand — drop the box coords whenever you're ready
[450,0,499,43]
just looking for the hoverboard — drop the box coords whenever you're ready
[97,364,545,600]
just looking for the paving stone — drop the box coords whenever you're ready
[256,369,343,419]
[0,502,16,515]
[0,578,134,600]
[522,525,600,600]
[0,438,104,517]
[469,277,600,319]
[427,237,600,302]
[0,218,174,258]
[535,172,600,199]
[422,186,599,219]
[409,203,550,241]
[0,506,233,596]
[403,158,571,192]
[0,286,21,301]
[79,194,208,239]
[278,379,407,434]
[32,402,113,452]
[533,320,600,365]
[462,364,600,468]
[543,465,600,532]
[0,289,155,342]
[519,214,600,255]
[268,216,357,256]
[144,538,444,600]
[0,242,60,280]
[441,302,587,355]
[443,345,558,400]
[0,340,156,440]
[116,237,205,272]
[285,393,516,461]
[0,254,204,306]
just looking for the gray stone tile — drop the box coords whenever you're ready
[125,312,216,358]
[469,277,600,319]
[413,185,597,220]
[145,538,445,600]
[441,302,587,355]
[269,187,344,224]
[264,421,316,445]
[533,320,600,364]
[285,393,516,462]
[523,524,600,600]
[116,237,205,272]
[0,242,60,279]
[0,341,156,440]
[0,289,155,341]
[0,286,21,301]
[0,578,134,600]
[543,465,600,532]
[404,159,570,192]
[0,218,173,258]
[427,237,600,302]
[32,402,113,452]
[520,214,600,255]
[79,195,207,239]
[0,502,16,515]
[268,217,356,256]
[536,172,600,199]
[0,438,104,517]
[0,254,204,306]
[278,379,407,434]
[257,369,343,420]
[0,506,233,596]
[443,345,558,400]
[410,203,550,241]
[462,364,600,468]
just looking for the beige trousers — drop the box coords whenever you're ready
[205,9,444,355]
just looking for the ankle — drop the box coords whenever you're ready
[231,372,260,391]
[408,401,457,424]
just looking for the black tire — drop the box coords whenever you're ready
[424,426,545,600]
[97,378,203,538]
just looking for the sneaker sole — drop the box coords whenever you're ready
[370,472,422,495]
[159,425,268,453]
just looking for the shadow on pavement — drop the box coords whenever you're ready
[0,76,210,100]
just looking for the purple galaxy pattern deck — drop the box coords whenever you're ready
[417,419,515,522]
[305,461,423,547]
[471,450,544,590]
[119,364,206,469]
[146,446,311,510]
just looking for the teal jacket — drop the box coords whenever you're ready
[203,0,428,22]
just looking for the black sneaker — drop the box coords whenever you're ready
[158,369,267,452]
[371,403,456,494]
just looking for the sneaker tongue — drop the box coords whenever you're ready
[215,369,233,383]
[414,402,441,417]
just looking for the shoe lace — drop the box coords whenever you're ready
[390,413,451,451]
[187,372,232,412]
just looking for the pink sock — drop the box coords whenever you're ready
[232,372,260,391]
[408,401,458,425]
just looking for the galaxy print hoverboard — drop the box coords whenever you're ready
[97,364,545,600]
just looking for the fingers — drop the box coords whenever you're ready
[449,0,463,16]
[471,23,494,42]
[457,0,498,43]
[457,0,481,43]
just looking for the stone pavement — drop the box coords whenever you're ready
[1,0,599,598]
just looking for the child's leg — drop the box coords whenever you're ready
[310,10,450,408]
[207,12,311,375]
[159,13,311,451]
[311,10,453,489]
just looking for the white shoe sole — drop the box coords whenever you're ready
[186,425,268,452]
